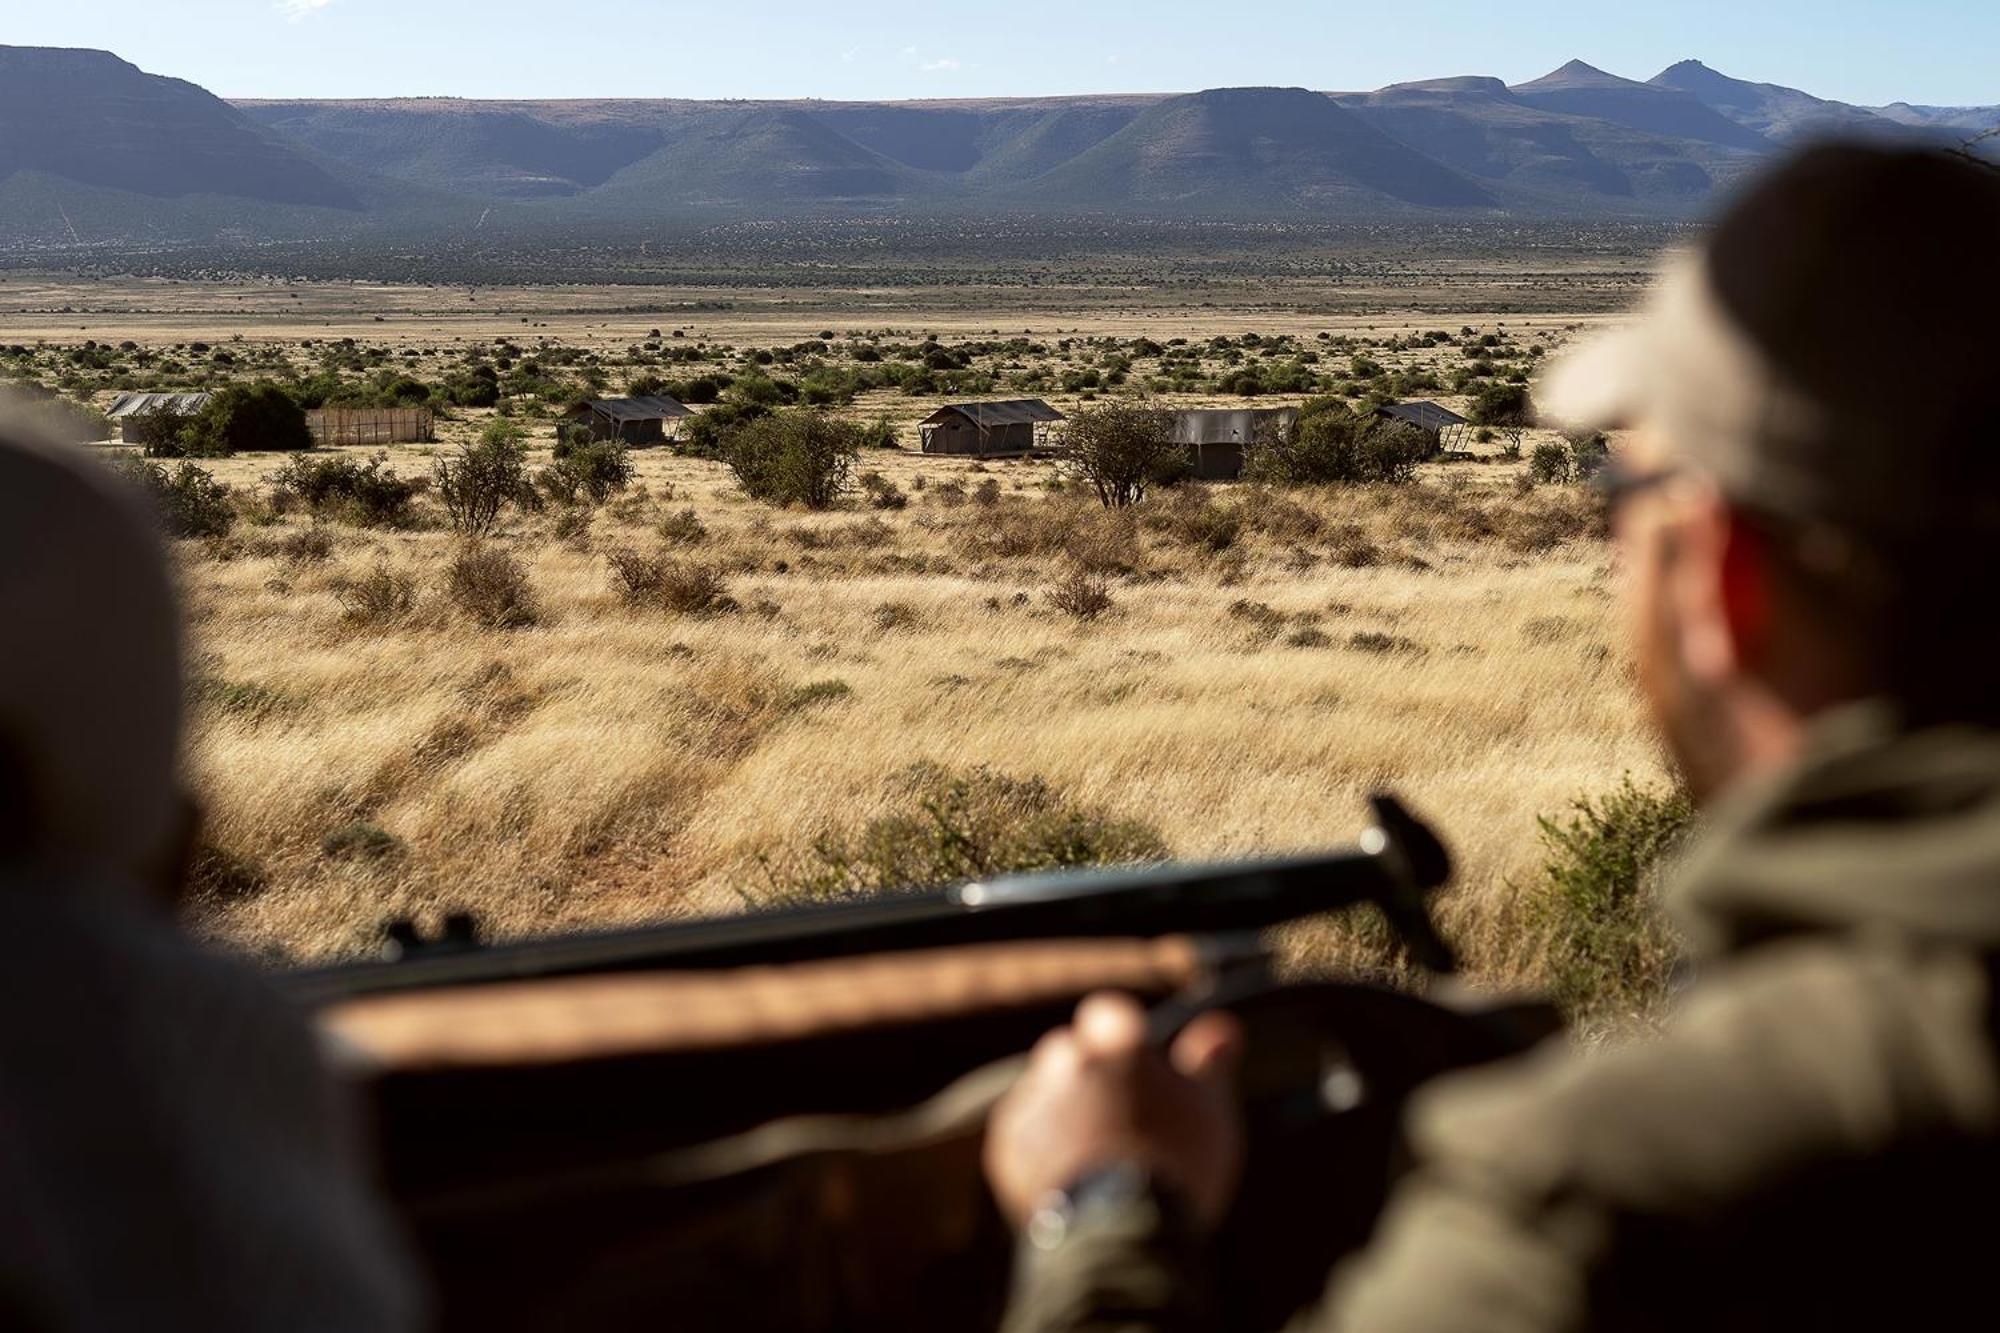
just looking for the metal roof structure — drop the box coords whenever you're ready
[1376,400,1470,432]
[568,395,693,422]
[1168,407,1298,445]
[919,399,1065,429]
[106,392,213,419]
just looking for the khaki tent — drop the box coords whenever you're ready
[1170,407,1300,480]
[918,400,1064,457]
[562,396,693,446]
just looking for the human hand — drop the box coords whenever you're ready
[983,991,1245,1232]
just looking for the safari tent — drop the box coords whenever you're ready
[918,399,1064,457]
[1375,399,1470,450]
[106,392,213,440]
[1169,407,1300,481]
[561,395,693,446]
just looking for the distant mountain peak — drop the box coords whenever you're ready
[1549,59,1617,82]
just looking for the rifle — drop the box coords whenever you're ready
[296,796,1556,1333]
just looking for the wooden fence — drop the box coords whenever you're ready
[307,407,435,447]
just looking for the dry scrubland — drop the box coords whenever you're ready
[176,445,1657,988]
[1,277,1670,996]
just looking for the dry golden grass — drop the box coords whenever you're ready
[177,440,1663,989]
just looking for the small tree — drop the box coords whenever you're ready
[539,440,633,506]
[1057,403,1179,508]
[1470,383,1534,456]
[434,434,528,535]
[721,409,861,509]
[183,382,313,455]
[126,406,199,457]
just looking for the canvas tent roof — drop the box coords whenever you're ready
[1377,400,1470,431]
[569,395,692,422]
[106,392,213,419]
[920,399,1065,428]
[1168,407,1298,445]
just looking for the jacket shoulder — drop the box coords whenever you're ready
[1412,935,2000,1219]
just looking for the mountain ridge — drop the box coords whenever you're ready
[2,45,1993,249]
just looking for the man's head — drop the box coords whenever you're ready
[0,399,188,893]
[1543,143,2000,801]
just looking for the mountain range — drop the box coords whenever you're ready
[1,44,1992,249]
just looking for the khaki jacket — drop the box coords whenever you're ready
[1003,706,2000,1332]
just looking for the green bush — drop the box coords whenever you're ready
[765,763,1168,903]
[107,454,235,539]
[1243,399,1429,485]
[434,435,528,535]
[539,440,633,505]
[722,408,862,509]
[1524,776,1695,1025]
[126,407,200,457]
[182,382,313,455]
[272,451,419,526]
[1529,441,1572,485]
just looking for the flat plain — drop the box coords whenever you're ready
[3,263,1665,990]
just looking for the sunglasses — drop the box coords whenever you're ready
[1591,455,1685,512]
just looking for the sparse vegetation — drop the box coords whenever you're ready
[721,408,861,508]
[445,544,538,628]
[107,453,235,538]
[272,452,419,526]
[435,434,529,535]
[764,763,1169,902]
[1523,777,1695,1026]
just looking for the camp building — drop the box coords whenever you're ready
[561,395,693,446]
[106,392,214,438]
[1375,399,1471,449]
[1169,407,1300,481]
[918,399,1064,457]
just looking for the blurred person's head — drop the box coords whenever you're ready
[0,401,189,897]
[1543,143,2000,802]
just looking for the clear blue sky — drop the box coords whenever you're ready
[11,0,1997,106]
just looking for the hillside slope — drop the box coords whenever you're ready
[1021,86,1494,213]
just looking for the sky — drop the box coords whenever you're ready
[7,0,1997,106]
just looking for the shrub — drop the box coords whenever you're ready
[126,406,200,457]
[766,762,1168,901]
[335,564,417,626]
[1056,403,1180,508]
[539,439,633,505]
[445,545,538,628]
[722,408,862,508]
[279,525,334,564]
[272,451,419,526]
[435,435,528,535]
[1243,399,1428,485]
[182,382,313,455]
[1524,777,1695,1025]
[860,470,908,510]
[321,820,401,861]
[605,549,730,614]
[1529,441,1572,485]
[656,508,708,545]
[1046,567,1114,620]
[780,678,854,713]
[1470,382,1534,454]
[107,454,235,539]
